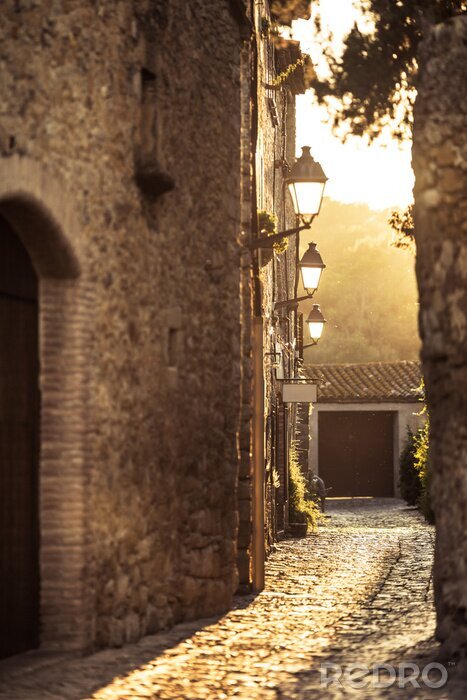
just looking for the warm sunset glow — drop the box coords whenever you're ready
[292,1,415,211]
[295,99,414,210]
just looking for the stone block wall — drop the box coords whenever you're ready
[413,15,467,657]
[255,18,302,546]
[236,28,254,590]
[0,0,247,651]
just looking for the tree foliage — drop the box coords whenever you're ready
[271,0,311,25]
[311,0,466,139]
[388,205,415,250]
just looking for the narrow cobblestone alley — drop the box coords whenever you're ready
[1,499,465,699]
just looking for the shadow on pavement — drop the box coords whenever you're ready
[0,596,258,700]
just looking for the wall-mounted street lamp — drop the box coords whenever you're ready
[285,146,328,222]
[299,242,326,295]
[274,242,326,310]
[303,304,326,348]
[251,146,327,249]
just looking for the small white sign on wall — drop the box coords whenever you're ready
[282,382,318,403]
[275,342,284,380]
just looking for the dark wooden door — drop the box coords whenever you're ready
[0,214,40,659]
[318,411,394,497]
[274,405,287,532]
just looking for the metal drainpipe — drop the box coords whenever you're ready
[294,215,301,375]
[252,316,265,592]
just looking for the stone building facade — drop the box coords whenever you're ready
[412,15,467,658]
[0,0,313,659]
[234,2,313,584]
[252,10,311,548]
[0,0,249,657]
[256,38,305,546]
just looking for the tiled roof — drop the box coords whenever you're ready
[304,361,423,404]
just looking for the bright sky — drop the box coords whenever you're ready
[292,0,414,211]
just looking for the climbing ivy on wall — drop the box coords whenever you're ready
[258,209,288,254]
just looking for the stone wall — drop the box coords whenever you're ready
[231,0,303,557]
[0,0,246,651]
[259,76,299,545]
[254,11,303,547]
[412,15,467,657]
[236,27,254,590]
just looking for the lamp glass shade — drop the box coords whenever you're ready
[287,181,326,218]
[306,304,326,342]
[299,242,326,293]
[286,146,328,218]
[307,321,324,341]
[301,265,323,292]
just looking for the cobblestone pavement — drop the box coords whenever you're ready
[1,498,466,699]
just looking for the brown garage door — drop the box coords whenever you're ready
[318,411,394,497]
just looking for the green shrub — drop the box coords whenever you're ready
[414,418,434,524]
[399,427,421,506]
[399,419,434,524]
[288,442,321,530]
[398,381,433,523]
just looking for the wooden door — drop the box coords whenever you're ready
[318,411,394,497]
[0,214,40,659]
[274,405,287,532]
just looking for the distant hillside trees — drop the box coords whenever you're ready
[302,201,420,363]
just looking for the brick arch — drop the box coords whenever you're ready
[0,156,83,278]
[0,156,93,653]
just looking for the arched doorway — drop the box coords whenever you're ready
[0,156,91,655]
[0,214,40,659]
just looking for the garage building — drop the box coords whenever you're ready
[307,362,424,497]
